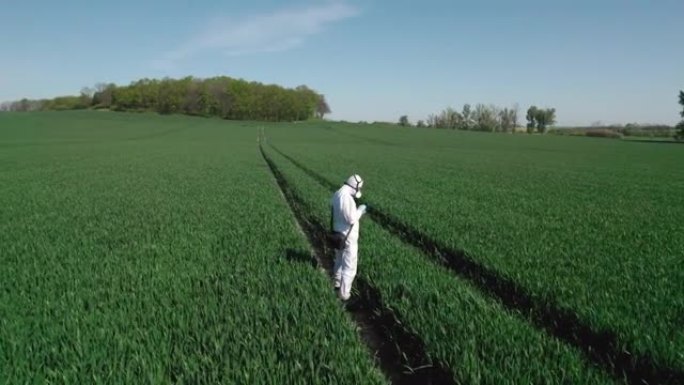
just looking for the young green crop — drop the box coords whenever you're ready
[264,144,618,385]
[0,111,386,384]
[264,121,684,380]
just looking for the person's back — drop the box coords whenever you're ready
[331,186,360,242]
[330,175,366,301]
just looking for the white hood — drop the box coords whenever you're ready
[341,184,361,199]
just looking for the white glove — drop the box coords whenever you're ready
[358,205,367,215]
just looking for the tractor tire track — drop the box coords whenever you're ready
[268,142,684,385]
[259,143,457,385]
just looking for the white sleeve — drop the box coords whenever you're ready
[341,194,363,225]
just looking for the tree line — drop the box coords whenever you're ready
[402,91,684,140]
[400,103,556,133]
[548,124,675,139]
[0,76,331,122]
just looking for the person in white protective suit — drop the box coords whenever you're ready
[331,174,367,301]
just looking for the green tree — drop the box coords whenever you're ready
[525,106,556,133]
[156,78,183,114]
[316,95,331,119]
[204,77,232,118]
[676,122,684,140]
[80,87,94,107]
[181,78,203,116]
[7,75,328,122]
[92,83,116,108]
[526,106,538,133]
[535,108,556,133]
[499,107,517,133]
[443,108,457,129]
[473,104,498,132]
[398,115,410,126]
[676,90,684,140]
[512,103,519,131]
[461,103,472,130]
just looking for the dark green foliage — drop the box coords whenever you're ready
[526,106,556,133]
[2,76,329,122]
[676,121,684,141]
[535,107,556,133]
[677,91,684,140]
[526,105,538,132]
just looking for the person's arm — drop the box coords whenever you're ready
[341,195,366,225]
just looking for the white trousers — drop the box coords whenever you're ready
[333,240,358,301]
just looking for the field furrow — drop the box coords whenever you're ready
[260,142,456,385]
[268,141,683,385]
[264,141,618,385]
[0,112,385,384]
[264,121,684,383]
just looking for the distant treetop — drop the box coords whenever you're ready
[0,76,330,122]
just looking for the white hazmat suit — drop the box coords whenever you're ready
[331,175,367,301]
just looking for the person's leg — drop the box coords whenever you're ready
[339,242,358,301]
[333,249,343,289]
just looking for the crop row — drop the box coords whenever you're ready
[264,122,684,379]
[263,143,616,384]
[0,113,385,384]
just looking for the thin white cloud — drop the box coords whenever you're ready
[154,2,359,69]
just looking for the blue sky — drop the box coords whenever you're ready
[1,0,682,126]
